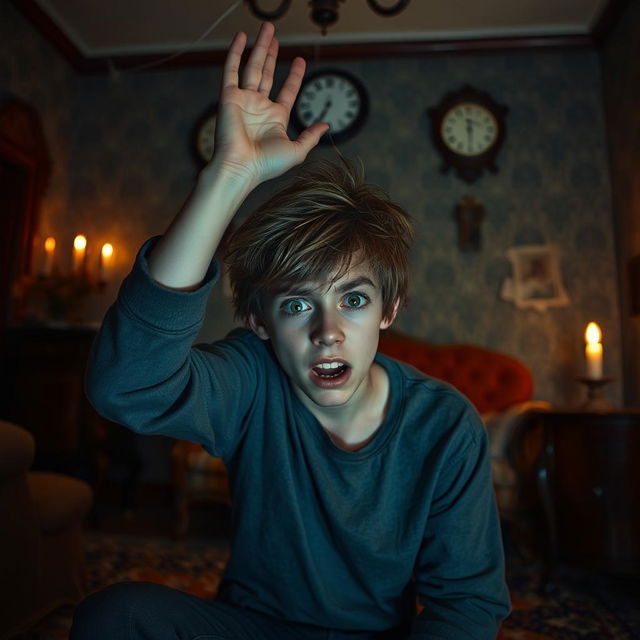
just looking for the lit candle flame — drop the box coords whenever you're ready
[73,234,87,274]
[101,243,113,258]
[584,321,603,379]
[43,236,56,275]
[585,322,602,344]
[99,243,114,281]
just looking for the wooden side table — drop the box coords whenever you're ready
[532,410,640,580]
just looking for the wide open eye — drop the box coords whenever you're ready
[281,298,312,316]
[342,292,370,310]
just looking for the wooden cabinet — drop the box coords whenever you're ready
[533,410,640,575]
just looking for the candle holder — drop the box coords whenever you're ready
[11,235,114,325]
[11,270,106,324]
[576,376,614,412]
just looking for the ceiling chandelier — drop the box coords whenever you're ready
[245,0,411,35]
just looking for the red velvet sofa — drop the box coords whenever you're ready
[377,330,534,414]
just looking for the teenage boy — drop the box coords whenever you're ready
[72,21,510,640]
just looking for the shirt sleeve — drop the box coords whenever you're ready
[410,410,511,639]
[84,237,258,459]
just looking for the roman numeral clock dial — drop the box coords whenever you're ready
[292,69,369,144]
[428,85,508,183]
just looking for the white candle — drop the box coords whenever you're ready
[73,235,87,275]
[99,243,113,281]
[43,236,56,276]
[584,322,603,379]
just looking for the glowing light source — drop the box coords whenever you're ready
[584,322,603,379]
[43,236,56,275]
[73,234,87,274]
[99,243,114,280]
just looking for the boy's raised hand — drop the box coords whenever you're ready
[147,23,326,290]
[210,22,329,188]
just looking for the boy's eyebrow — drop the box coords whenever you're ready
[276,276,377,298]
[335,276,377,293]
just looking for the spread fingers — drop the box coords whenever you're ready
[258,36,279,95]
[242,22,276,90]
[275,57,306,114]
[222,31,247,90]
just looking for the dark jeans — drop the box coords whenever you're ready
[70,582,411,640]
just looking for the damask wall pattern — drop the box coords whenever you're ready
[1,4,622,408]
[0,2,74,245]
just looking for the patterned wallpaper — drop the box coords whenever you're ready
[0,1,73,244]
[1,3,623,409]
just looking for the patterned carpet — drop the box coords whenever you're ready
[14,532,640,639]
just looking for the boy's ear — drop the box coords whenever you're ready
[248,314,270,341]
[379,298,400,330]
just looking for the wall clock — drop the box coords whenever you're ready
[427,85,508,183]
[192,104,217,164]
[291,69,368,144]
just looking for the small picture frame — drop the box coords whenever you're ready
[501,244,569,312]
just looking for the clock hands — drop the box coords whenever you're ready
[315,98,332,124]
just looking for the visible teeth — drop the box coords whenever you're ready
[317,362,342,369]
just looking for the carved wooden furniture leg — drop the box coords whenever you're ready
[535,433,558,593]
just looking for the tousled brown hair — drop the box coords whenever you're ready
[224,156,414,325]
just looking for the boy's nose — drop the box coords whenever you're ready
[310,311,344,347]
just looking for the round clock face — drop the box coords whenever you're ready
[195,113,216,163]
[440,103,498,157]
[293,70,368,143]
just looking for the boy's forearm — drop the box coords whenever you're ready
[147,161,253,291]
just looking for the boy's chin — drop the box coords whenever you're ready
[302,385,360,410]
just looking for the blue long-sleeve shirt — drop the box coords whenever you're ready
[86,239,510,638]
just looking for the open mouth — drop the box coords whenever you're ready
[310,360,352,388]
[312,362,349,379]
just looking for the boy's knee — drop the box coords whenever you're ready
[71,581,165,639]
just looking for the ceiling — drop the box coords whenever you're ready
[20,0,612,68]
[31,0,610,52]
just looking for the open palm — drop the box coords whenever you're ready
[213,23,329,187]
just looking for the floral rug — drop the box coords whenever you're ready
[14,532,640,639]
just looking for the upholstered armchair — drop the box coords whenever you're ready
[0,420,93,637]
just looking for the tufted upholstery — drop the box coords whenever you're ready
[377,331,533,414]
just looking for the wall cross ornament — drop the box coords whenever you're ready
[455,195,485,251]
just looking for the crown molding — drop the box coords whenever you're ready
[10,0,626,74]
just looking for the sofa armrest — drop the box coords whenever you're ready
[482,402,551,514]
[0,421,35,480]
[482,401,551,462]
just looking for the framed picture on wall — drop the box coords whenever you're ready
[501,244,569,312]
